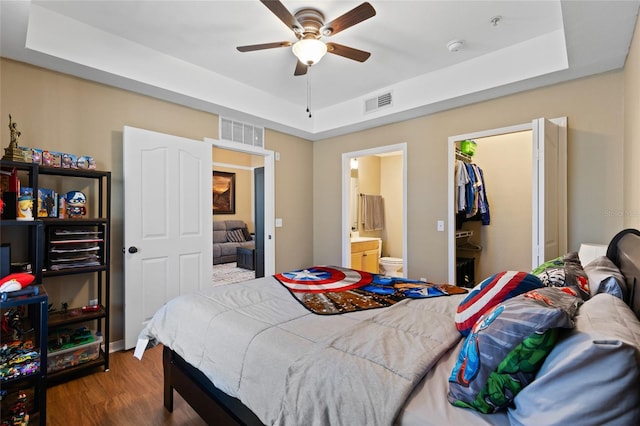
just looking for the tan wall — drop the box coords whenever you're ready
[624,17,640,229]
[212,148,261,232]
[468,131,533,279]
[380,155,403,258]
[0,58,313,344]
[265,128,314,273]
[314,71,625,283]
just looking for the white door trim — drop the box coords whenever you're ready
[205,138,275,276]
[341,143,408,277]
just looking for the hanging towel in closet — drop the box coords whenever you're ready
[361,194,385,231]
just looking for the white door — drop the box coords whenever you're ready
[532,118,561,266]
[123,126,212,349]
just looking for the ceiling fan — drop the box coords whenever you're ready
[237,0,376,76]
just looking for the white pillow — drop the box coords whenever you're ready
[508,293,640,426]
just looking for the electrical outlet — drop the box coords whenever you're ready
[420,277,427,282]
[89,298,98,306]
[437,220,445,232]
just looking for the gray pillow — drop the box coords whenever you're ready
[508,293,640,425]
[584,256,627,301]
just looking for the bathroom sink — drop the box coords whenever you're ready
[350,237,379,243]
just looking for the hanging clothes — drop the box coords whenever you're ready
[454,154,490,226]
[455,160,469,213]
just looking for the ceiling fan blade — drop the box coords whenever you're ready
[326,43,371,62]
[322,2,376,36]
[260,0,302,33]
[294,60,308,76]
[237,41,292,52]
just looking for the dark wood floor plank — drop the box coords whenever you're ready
[47,345,206,426]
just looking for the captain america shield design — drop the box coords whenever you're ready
[275,266,373,293]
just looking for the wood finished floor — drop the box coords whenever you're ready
[46,345,207,426]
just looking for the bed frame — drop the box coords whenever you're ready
[162,346,263,425]
[162,229,640,425]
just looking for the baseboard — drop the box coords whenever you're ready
[108,339,125,352]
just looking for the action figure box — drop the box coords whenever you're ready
[37,188,57,218]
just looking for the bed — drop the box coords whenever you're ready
[135,229,640,425]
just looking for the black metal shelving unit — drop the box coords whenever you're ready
[1,160,111,386]
[0,286,48,426]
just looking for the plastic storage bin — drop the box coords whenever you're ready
[47,332,102,373]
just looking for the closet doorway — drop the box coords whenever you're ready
[447,118,567,285]
[341,143,407,276]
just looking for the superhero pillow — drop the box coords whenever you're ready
[448,286,582,414]
[532,251,590,300]
[455,271,543,336]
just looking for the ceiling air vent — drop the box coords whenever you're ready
[364,91,393,114]
[220,117,264,148]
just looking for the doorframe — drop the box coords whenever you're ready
[341,143,408,276]
[447,118,567,284]
[205,137,275,276]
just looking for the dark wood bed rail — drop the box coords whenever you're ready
[163,346,264,426]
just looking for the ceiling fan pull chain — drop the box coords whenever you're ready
[307,70,312,118]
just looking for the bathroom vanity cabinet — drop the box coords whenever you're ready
[350,239,380,274]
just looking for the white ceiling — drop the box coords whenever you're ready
[1,1,638,141]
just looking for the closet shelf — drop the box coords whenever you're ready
[455,230,473,239]
[456,230,483,251]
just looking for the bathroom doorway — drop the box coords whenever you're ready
[342,143,407,277]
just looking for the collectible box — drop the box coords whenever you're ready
[62,153,77,169]
[17,187,34,220]
[31,148,43,165]
[37,188,58,218]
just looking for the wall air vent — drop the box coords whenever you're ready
[364,91,393,114]
[220,117,264,148]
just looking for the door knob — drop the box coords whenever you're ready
[128,246,138,254]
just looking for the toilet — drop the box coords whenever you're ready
[379,257,403,277]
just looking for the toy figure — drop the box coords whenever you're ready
[16,194,33,221]
[8,115,20,148]
[3,115,24,162]
[65,190,87,218]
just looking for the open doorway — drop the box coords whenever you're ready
[205,137,275,277]
[342,143,407,277]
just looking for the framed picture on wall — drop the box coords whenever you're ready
[212,171,235,214]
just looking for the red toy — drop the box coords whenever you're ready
[0,273,35,292]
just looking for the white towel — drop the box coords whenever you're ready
[361,194,384,231]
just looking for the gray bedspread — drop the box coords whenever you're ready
[136,275,465,425]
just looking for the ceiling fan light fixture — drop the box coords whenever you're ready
[292,38,327,65]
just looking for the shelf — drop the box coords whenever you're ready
[48,305,106,328]
[37,166,109,178]
[0,219,43,226]
[0,286,47,425]
[43,265,107,277]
